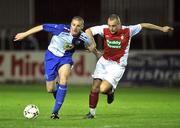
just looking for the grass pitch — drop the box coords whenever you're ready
[0,84,180,128]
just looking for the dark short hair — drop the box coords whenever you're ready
[108,14,121,24]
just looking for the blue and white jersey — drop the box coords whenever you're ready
[43,24,92,57]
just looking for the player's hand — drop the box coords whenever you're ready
[161,26,174,32]
[14,32,27,41]
[95,51,103,59]
[86,46,95,52]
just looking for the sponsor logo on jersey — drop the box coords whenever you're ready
[107,40,121,48]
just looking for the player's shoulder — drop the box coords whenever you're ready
[122,24,142,36]
[90,25,108,33]
[43,24,70,30]
[100,24,108,28]
[80,31,87,36]
[91,24,108,29]
[56,24,70,32]
[79,31,89,41]
[62,24,70,31]
[122,24,141,29]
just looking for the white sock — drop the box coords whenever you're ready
[90,108,95,116]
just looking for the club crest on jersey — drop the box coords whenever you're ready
[64,42,74,50]
[105,35,110,38]
[107,40,121,48]
[120,34,125,40]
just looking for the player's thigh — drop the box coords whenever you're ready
[44,51,59,82]
[104,64,125,89]
[92,57,106,80]
[58,64,71,84]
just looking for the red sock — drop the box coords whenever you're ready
[89,91,99,108]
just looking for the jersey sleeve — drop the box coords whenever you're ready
[90,25,108,37]
[79,32,92,46]
[126,24,142,37]
[42,24,65,35]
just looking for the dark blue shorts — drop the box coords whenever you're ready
[44,50,73,81]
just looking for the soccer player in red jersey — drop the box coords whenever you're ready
[85,14,173,119]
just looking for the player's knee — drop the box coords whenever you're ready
[59,78,68,85]
[100,86,108,94]
[46,80,56,93]
[47,88,54,93]
[46,86,54,93]
[91,85,100,92]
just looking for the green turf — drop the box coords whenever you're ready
[0,84,180,128]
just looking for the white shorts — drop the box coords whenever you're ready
[92,56,125,89]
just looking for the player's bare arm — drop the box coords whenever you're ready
[93,48,103,59]
[140,23,174,32]
[85,28,102,58]
[85,41,96,52]
[85,28,96,43]
[85,28,97,51]
[85,43,102,58]
[14,25,43,41]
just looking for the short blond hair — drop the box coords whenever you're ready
[71,16,84,28]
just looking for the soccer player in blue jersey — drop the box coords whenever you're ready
[14,16,96,119]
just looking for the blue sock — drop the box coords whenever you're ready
[52,84,67,114]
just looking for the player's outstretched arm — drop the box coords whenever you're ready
[14,25,43,41]
[140,23,174,32]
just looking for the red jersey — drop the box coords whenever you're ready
[90,24,142,66]
[103,28,130,63]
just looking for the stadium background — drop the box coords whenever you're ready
[0,0,180,128]
[0,0,180,86]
